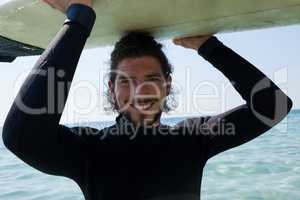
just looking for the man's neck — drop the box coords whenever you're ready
[117,112,162,128]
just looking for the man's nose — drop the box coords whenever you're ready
[133,81,158,96]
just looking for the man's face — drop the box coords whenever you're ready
[109,56,171,127]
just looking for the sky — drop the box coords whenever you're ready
[0,24,300,126]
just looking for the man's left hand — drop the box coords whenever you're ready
[42,0,92,13]
[173,34,213,50]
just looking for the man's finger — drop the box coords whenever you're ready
[173,38,182,46]
[41,0,56,9]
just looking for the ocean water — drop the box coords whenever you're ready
[0,111,299,200]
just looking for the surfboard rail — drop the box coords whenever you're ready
[0,35,43,62]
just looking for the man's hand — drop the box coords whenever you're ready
[173,34,213,50]
[42,0,92,13]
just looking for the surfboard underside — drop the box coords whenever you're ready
[1,0,300,61]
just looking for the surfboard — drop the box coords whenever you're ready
[1,0,300,62]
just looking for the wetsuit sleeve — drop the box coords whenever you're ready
[178,36,293,160]
[2,5,96,178]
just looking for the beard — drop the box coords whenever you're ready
[122,108,162,127]
[114,94,167,127]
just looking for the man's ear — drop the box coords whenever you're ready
[108,80,115,96]
[166,76,172,96]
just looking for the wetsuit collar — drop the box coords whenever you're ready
[115,113,161,129]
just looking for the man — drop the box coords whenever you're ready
[2,0,293,200]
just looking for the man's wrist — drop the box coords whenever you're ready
[197,36,223,60]
[64,4,96,36]
[68,0,92,8]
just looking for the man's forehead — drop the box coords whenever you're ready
[117,56,164,76]
[117,72,163,79]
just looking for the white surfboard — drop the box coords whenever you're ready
[1,0,300,61]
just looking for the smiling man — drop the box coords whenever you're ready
[2,0,293,200]
[108,54,172,127]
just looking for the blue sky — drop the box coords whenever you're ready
[0,25,299,125]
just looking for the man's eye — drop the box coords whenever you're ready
[147,77,163,83]
[118,79,130,85]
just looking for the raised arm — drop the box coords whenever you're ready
[174,35,293,160]
[2,1,96,178]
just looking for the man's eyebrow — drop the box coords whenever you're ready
[145,73,163,77]
[117,75,134,79]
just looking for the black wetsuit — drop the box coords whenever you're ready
[2,5,293,200]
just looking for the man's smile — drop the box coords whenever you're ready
[130,99,158,111]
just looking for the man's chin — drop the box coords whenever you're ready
[123,110,162,127]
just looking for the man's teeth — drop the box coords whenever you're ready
[134,102,153,110]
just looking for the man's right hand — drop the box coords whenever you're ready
[173,34,213,51]
[42,0,92,13]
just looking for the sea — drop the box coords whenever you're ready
[0,111,299,200]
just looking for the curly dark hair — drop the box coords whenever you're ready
[105,31,176,112]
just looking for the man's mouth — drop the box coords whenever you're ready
[130,99,156,111]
